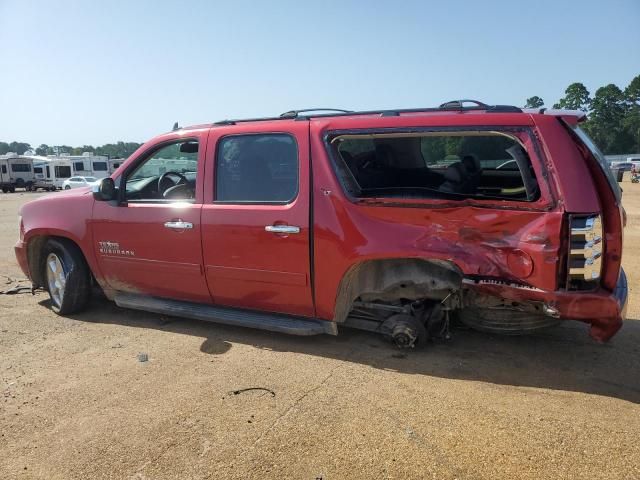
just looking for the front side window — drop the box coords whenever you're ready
[93,161,108,171]
[125,140,198,202]
[215,133,298,203]
[332,131,539,202]
[74,161,84,171]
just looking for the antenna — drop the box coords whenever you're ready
[172,122,180,131]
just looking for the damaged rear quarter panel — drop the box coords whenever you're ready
[309,121,564,321]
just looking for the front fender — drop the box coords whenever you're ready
[20,190,98,284]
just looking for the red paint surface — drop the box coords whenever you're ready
[15,110,627,340]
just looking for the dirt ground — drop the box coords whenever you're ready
[0,183,639,480]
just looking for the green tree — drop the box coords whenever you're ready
[524,96,544,108]
[0,142,9,155]
[623,75,640,152]
[8,142,32,155]
[35,144,52,156]
[553,82,591,111]
[585,83,633,154]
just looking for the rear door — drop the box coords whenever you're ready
[201,122,314,317]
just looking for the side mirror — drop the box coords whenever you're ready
[93,177,116,201]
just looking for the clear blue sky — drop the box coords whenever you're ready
[1,0,638,146]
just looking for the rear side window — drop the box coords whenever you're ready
[74,161,84,171]
[331,131,539,202]
[215,133,298,203]
[93,161,108,171]
[567,124,622,201]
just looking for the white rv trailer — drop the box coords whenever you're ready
[109,158,125,173]
[0,154,35,192]
[40,157,74,189]
[67,152,110,179]
[31,157,56,191]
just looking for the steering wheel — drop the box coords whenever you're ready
[158,171,188,195]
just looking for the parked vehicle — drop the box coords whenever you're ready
[613,162,634,172]
[32,161,57,191]
[109,158,125,174]
[67,153,110,179]
[0,154,35,192]
[15,101,628,348]
[62,176,98,189]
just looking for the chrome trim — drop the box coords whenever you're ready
[164,220,193,230]
[265,225,300,234]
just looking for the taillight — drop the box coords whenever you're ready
[567,214,602,290]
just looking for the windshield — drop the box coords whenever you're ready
[570,124,622,201]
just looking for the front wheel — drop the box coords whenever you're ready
[64,185,71,190]
[42,239,91,314]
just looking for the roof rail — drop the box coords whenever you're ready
[280,108,353,119]
[213,100,523,125]
[439,99,489,109]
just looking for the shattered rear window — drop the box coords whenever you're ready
[330,131,539,202]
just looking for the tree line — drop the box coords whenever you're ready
[0,141,142,159]
[525,74,640,154]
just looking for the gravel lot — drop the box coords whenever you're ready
[1,186,639,480]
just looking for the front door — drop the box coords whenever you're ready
[201,123,314,317]
[91,135,211,303]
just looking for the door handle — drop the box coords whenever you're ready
[265,225,300,234]
[164,220,193,230]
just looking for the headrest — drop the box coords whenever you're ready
[461,154,481,173]
[443,162,465,182]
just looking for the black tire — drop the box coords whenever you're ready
[64,185,71,190]
[1,187,7,193]
[41,238,91,314]
[457,307,560,335]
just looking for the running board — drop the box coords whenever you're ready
[114,293,337,336]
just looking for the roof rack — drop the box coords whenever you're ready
[213,100,523,125]
[279,108,354,119]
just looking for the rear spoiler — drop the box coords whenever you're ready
[522,108,587,125]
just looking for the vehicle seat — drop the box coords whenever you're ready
[439,162,467,193]
[460,154,482,193]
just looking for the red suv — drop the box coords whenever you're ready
[15,100,628,347]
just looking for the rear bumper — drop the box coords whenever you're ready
[547,269,627,341]
[591,267,628,341]
[565,268,628,342]
[14,240,30,279]
[466,268,629,342]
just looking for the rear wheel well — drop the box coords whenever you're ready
[333,258,463,323]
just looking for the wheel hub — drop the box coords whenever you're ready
[391,322,419,348]
[46,253,66,307]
